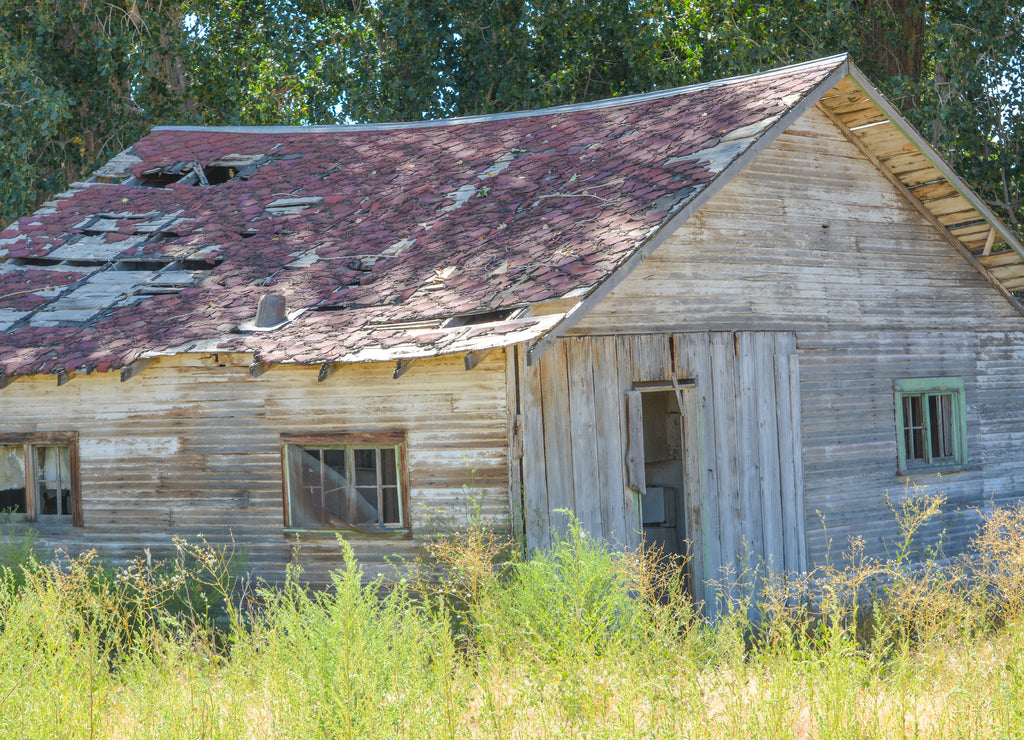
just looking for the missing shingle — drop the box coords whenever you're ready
[441,308,518,327]
[132,154,270,189]
[205,153,269,183]
[265,197,324,216]
[135,161,205,188]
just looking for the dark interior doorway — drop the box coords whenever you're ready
[639,390,688,558]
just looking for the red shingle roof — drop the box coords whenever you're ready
[0,56,846,379]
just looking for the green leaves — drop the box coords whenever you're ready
[0,0,1020,235]
[699,0,1024,229]
[0,0,194,227]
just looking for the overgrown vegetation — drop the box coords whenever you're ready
[3,504,1024,737]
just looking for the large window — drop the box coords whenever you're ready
[281,432,407,534]
[0,433,81,525]
[894,378,967,474]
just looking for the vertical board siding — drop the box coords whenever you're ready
[2,352,510,583]
[755,332,784,570]
[519,344,549,551]
[566,338,603,536]
[520,331,806,614]
[593,338,629,546]
[538,339,576,540]
[680,332,806,606]
[520,334,682,551]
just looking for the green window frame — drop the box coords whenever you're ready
[894,378,967,474]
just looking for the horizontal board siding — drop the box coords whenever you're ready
[798,331,1024,567]
[574,105,1022,336]
[1,352,510,583]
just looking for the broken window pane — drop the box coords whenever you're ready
[34,445,71,516]
[0,445,27,514]
[0,442,74,518]
[897,381,965,472]
[286,443,405,532]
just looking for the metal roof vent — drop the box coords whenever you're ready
[255,293,286,327]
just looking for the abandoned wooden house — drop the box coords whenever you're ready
[3,54,1024,607]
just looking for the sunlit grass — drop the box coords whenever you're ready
[2,504,1024,738]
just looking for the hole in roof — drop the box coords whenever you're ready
[11,257,62,267]
[135,154,267,188]
[442,308,517,327]
[116,260,173,272]
[204,165,237,185]
[181,255,223,269]
[137,169,187,188]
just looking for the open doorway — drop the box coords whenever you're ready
[639,389,689,559]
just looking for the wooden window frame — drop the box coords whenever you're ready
[280,431,410,537]
[894,378,967,474]
[0,432,82,526]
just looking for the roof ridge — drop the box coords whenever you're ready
[154,54,851,136]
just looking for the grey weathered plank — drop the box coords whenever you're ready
[505,347,525,548]
[538,340,576,541]
[518,346,550,550]
[755,332,785,571]
[592,337,630,548]
[624,389,645,496]
[566,338,603,537]
[710,332,740,586]
[772,333,803,573]
[735,332,765,570]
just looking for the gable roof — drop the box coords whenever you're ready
[0,54,1020,384]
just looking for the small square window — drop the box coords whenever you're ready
[281,433,407,534]
[0,433,81,525]
[894,378,967,474]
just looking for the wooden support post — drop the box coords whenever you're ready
[120,358,156,382]
[249,360,271,378]
[983,228,997,257]
[56,370,74,386]
[463,348,493,371]
[393,358,416,379]
[317,362,340,382]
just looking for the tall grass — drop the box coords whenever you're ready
[3,505,1024,737]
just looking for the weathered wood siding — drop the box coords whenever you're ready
[519,336,652,552]
[566,103,1024,573]
[799,330,1024,565]
[1,352,510,583]
[520,331,805,611]
[575,104,1023,335]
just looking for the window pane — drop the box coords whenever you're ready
[288,446,329,528]
[353,449,377,487]
[380,448,401,524]
[905,396,926,460]
[381,448,398,487]
[351,448,380,525]
[381,487,401,524]
[0,445,27,514]
[320,449,351,521]
[35,445,70,516]
[939,394,954,458]
[286,443,405,530]
[353,486,379,525]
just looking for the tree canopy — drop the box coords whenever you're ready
[1,0,1020,231]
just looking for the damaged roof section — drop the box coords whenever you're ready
[0,56,867,379]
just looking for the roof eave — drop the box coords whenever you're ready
[842,64,1024,260]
